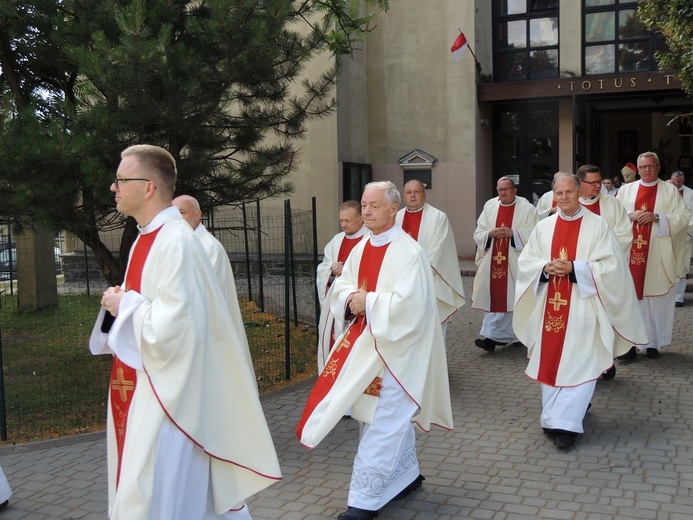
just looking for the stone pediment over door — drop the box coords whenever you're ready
[398,149,438,188]
[398,149,438,169]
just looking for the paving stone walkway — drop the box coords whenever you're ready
[1,277,692,519]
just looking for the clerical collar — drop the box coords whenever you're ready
[346,225,369,239]
[370,224,402,246]
[194,223,206,236]
[558,206,585,221]
[639,179,659,187]
[579,193,600,204]
[139,206,180,234]
[405,205,425,213]
[499,198,517,207]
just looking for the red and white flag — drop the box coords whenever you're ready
[451,32,468,63]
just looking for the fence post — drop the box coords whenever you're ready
[283,200,291,381]
[83,238,91,297]
[289,205,298,327]
[0,321,7,441]
[241,203,252,301]
[312,197,319,329]
[256,200,265,312]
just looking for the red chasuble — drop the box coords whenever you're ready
[337,235,362,263]
[583,199,601,215]
[537,217,581,386]
[628,185,657,299]
[401,210,424,241]
[110,227,162,487]
[489,204,515,312]
[297,241,390,440]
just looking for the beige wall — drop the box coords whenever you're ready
[335,0,482,257]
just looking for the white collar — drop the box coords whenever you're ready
[369,224,403,246]
[558,206,585,221]
[138,206,180,234]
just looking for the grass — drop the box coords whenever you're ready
[0,293,317,444]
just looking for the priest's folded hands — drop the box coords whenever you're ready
[543,258,573,277]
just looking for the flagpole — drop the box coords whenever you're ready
[458,27,482,72]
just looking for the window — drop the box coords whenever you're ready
[494,0,559,82]
[583,0,666,75]
[343,163,371,202]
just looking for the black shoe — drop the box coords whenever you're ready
[474,338,500,352]
[338,506,379,520]
[617,346,637,361]
[675,301,684,307]
[0,500,7,509]
[392,474,425,501]
[646,348,660,359]
[602,364,616,380]
[553,430,580,449]
[543,427,558,437]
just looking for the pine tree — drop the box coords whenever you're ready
[0,0,390,284]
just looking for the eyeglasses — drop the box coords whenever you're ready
[497,187,515,192]
[638,164,658,170]
[580,180,602,186]
[113,177,151,189]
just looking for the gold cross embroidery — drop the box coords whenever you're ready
[548,291,568,312]
[112,367,135,402]
[634,234,648,249]
[493,251,507,264]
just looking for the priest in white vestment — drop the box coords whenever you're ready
[91,145,281,520]
[471,176,537,352]
[395,179,465,338]
[316,200,369,372]
[535,189,557,220]
[297,181,453,520]
[616,152,691,360]
[668,172,693,306]
[514,174,647,450]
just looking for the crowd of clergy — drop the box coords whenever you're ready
[74,143,693,520]
[311,157,692,518]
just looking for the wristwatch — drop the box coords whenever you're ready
[654,213,660,223]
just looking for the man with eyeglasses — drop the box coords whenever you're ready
[616,152,690,361]
[472,176,538,352]
[91,145,281,519]
[576,164,632,380]
[577,165,631,257]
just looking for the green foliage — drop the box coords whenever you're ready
[0,0,390,282]
[638,0,693,97]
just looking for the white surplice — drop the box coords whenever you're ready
[299,225,453,510]
[617,179,691,350]
[514,208,647,386]
[90,207,281,519]
[396,204,466,323]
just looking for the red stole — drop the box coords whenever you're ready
[337,235,361,263]
[110,226,162,487]
[583,199,601,215]
[402,210,424,241]
[628,184,657,299]
[489,204,515,312]
[326,234,364,351]
[537,217,581,386]
[297,240,389,440]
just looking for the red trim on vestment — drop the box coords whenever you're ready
[537,217,581,386]
[489,204,515,312]
[401,210,423,241]
[296,241,389,441]
[628,184,657,299]
[111,226,162,488]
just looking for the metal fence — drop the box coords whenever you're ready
[0,199,319,443]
